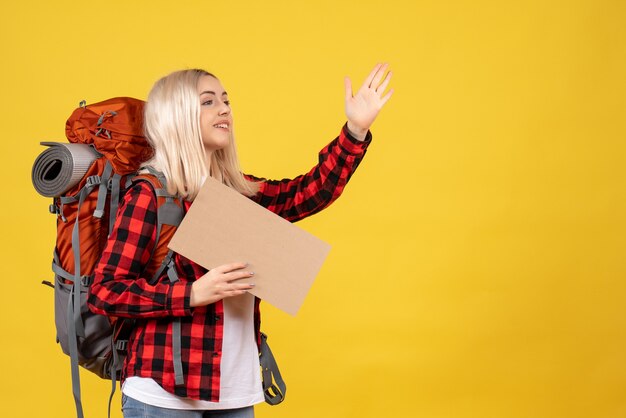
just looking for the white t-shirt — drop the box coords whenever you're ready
[122,293,264,409]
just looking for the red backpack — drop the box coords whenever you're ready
[32,98,184,418]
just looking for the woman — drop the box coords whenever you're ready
[88,63,393,417]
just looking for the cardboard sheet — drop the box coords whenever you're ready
[168,176,331,316]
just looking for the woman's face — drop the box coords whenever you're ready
[198,75,232,152]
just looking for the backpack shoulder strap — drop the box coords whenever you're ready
[131,168,187,386]
[131,169,184,281]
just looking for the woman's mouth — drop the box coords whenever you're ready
[213,122,230,130]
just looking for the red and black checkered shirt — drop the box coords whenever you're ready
[88,124,372,401]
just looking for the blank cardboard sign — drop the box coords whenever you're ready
[168,176,331,316]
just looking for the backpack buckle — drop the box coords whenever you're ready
[50,201,68,222]
[86,175,101,187]
[80,275,93,286]
[115,340,128,351]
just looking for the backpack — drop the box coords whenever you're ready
[32,97,182,418]
[33,98,286,418]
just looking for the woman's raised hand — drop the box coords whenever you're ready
[190,262,255,307]
[344,63,394,141]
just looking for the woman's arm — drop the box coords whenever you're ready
[87,182,255,316]
[87,182,193,318]
[247,125,370,222]
[249,63,393,222]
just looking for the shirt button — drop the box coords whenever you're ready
[213,352,219,357]
[214,315,221,322]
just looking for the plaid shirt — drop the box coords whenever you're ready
[88,124,372,401]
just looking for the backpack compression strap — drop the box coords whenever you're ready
[66,174,104,418]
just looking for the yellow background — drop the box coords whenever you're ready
[1,0,625,417]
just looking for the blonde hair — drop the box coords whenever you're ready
[143,69,259,200]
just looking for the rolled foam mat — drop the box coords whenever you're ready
[32,142,101,197]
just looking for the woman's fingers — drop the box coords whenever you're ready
[221,269,255,283]
[214,262,248,274]
[369,63,389,90]
[381,88,394,106]
[208,262,255,285]
[344,76,353,101]
[229,282,256,291]
[220,280,255,300]
[223,289,249,298]
[376,70,392,96]
[363,63,383,89]
[191,265,255,307]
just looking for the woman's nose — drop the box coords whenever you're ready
[218,101,230,115]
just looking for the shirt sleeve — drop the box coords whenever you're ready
[87,182,192,318]
[247,123,372,222]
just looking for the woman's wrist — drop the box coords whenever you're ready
[189,282,199,307]
[346,121,369,141]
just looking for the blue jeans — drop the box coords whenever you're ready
[122,394,255,418]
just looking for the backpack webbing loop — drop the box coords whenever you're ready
[95,110,118,139]
[96,110,118,127]
[260,332,287,405]
[93,162,113,219]
[58,194,80,223]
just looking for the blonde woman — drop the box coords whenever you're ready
[88,63,393,418]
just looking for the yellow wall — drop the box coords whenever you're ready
[2,0,625,417]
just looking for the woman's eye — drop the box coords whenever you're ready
[202,100,213,106]
[224,100,231,106]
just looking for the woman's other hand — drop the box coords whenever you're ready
[190,262,255,307]
[345,63,394,141]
